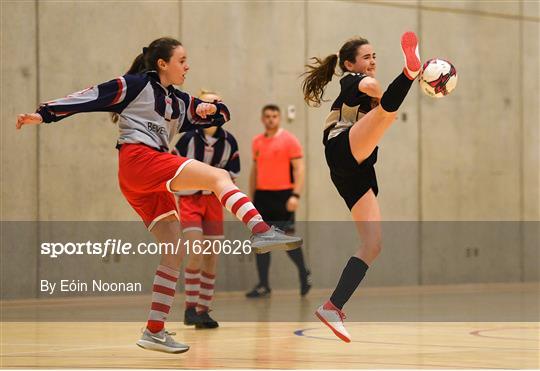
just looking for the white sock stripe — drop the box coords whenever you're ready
[218,185,239,200]
[184,271,201,279]
[199,288,214,296]
[224,192,244,211]
[236,202,254,220]
[148,310,167,321]
[153,275,177,289]
[247,215,264,231]
[197,299,211,307]
[157,265,180,278]
[151,293,175,306]
[185,284,200,291]
[200,276,216,285]
[151,292,174,305]
[185,296,199,302]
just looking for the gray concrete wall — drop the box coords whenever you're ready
[1,2,39,298]
[0,0,538,298]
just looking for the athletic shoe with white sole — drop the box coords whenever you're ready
[315,300,351,343]
[251,225,303,254]
[401,31,421,80]
[136,328,190,354]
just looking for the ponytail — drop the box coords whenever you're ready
[302,36,370,107]
[126,52,146,74]
[301,54,338,107]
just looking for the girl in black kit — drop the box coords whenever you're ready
[302,32,421,342]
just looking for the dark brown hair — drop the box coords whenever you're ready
[301,37,370,107]
[112,37,182,123]
[261,104,280,114]
[128,37,182,74]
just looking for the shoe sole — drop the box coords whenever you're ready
[195,324,219,329]
[253,239,303,254]
[401,31,421,78]
[136,340,190,354]
[315,311,351,343]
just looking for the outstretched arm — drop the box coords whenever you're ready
[16,75,145,129]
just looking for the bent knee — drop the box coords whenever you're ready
[208,168,231,187]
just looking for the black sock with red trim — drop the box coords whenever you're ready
[329,257,369,310]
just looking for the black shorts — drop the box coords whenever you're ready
[253,189,295,232]
[324,128,379,210]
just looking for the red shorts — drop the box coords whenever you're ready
[118,143,193,230]
[178,193,224,238]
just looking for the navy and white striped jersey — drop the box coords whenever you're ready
[175,127,240,195]
[36,71,230,151]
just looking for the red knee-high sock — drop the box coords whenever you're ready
[197,271,216,313]
[218,186,270,234]
[147,265,180,333]
[184,267,201,309]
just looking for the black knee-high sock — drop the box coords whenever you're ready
[329,257,369,310]
[380,72,414,112]
[256,252,271,288]
[286,247,308,277]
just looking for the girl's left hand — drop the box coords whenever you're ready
[196,103,217,118]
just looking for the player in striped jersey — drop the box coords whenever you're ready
[175,90,240,329]
[301,32,421,342]
[16,37,302,354]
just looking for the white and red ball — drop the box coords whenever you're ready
[419,58,458,98]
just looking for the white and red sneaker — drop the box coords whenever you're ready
[401,31,421,80]
[315,300,351,343]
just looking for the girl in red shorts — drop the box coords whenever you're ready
[16,37,301,354]
[174,90,240,329]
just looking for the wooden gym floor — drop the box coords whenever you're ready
[1,283,538,369]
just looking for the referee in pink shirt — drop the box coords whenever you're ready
[246,104,311,298]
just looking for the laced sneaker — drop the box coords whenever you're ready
[245,285,271,298]
[251,225,303,254]
[184,307,199,326]
[315,300,351,343]
[300,270,312,297]
[195,310,219,329]
[136,328,190,354]
[401,31,421,80]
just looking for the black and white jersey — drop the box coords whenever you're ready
[36,71,230,151]
[323,72,373,144]
[175,127,240,195]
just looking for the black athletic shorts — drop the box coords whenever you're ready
[253,189,295,232]
[324,127,379,210]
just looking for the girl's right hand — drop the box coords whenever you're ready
[16,113,43,130]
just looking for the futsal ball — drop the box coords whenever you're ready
[419,58,458,98]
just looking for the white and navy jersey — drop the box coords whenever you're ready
[175,127,240,195]
[36,71,231,151]
[323,72,374,144]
